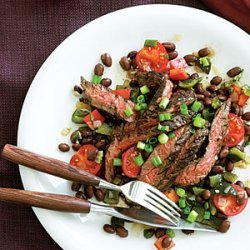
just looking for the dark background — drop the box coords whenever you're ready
[0,1,249,249]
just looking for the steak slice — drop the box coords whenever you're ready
[175,99,231,186]
[81,81,137,122]
[138,125,192,187]
[166,89,196,113]
[135,71,165,89]
[156,124,210,191]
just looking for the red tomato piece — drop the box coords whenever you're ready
[113,89,131,99]
[70,145,101,175]
[232,84,242,95]
[154,235,175,250]
[214,184,248,216]
[135,42,168,73]
[122,146,141,178]
[164,188,179,204]
[238,94,249,107]
[169,68,189,81]
[169,57,188,70]
[83,109,105,129]
[223,113,244,147]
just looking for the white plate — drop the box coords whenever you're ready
[18,4,250,250]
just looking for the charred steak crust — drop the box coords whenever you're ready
[175,99,231,186]
[81,81,137,122]
[135,71,165,89]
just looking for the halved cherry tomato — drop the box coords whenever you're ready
[154,235,175,250]
[223,113,244,147]
[135,42,168,73]
[169,57,187,70]
[169,68,189,81]
[113,89,131,99]
[214,184,248,216]
[70,145,101,175]
[122,146,141,178]
[238,94,249,107]
[164,188,179,204]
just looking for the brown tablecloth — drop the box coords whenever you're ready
[0,1,248,249]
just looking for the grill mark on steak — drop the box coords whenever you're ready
[175,99,231,186]
[81,81,137,122]
[135,71,165,89]
[138,125,192,187]
[156,124,210,191]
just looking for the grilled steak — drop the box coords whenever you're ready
[81,81,137,122]
[175,99,231,186]
[156,124,210,191]
[138,125,192,187]
[166,89,196,113]
[135,71,165,89]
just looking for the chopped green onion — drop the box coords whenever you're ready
[140,85,150,94]
[204,202,210,210]
[228,147,246,161]
[145,144,153,153]
[144,39,158,47]
[199,57,210,67]
[191,101,202,113]
[186,210,198,223]
[137,95,145,103]
[192,187,205,196]
[198,57,211,74]
[157,123,170,131]
[209,174,222,187]
[175,188,186,198]
[137,141,146,150]
[202,107,215,121]
[134,103,142,111]
[180,103,188,115]
[193,115,206,128]
[113,158,122,167]
[124,108,133,117]
[95,150,103,164]
[203,211,211,220]
[151,156,162,167]
[183,206,191,215]
[143,229,155,239]
[166,229,175,238]
[223,172,238,183]
[211,97,222,109]
[159,112,171,121]
[168,132,176,139]
[158,133,169,144]
[133,153,144,166]
[159,97,169,110]
[148,137,158,145]
[178,198,186,208]
[92,74,102,84]
[140,103,148,110]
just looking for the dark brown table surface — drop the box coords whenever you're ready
[0,1,249,249]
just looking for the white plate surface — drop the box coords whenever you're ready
[18,4,250,250]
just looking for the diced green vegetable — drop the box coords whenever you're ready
[203,211,211,220]
[179,77,203,89]
[157,123,170,131]
[192,187,205,196]
[144,144,153,153]
[133,153,144,166]
[124,108,133,117]
[211,97,222,109]
[186,210,198,223]
[158,133,169,144]
[130,87,140,102]
[159,97,169,110]
[209,199,217,215]
[175,188,186,198]
[92,74,102,84]
[202,107,215,121]
[96,123,112,135]
[113,158,122,167]
[178,198,186,208]
[95,150,103,164]
[166,229,175,238]
[191,101,202,113]
[137,95,145,103]
[168,132,176,139]
[151,156,162,167]
[198,57,211,74]
[243,85,250,97]
[104,190,119,204]
[215,181,237,195]
[144,39,158,47]
[140,103,148,110]
[180,103,188,115]
[228,147,246,161]
[222,172,238,183]
[137,141,146,150]
[111,217,125,227]
[134,103,142,111]
[199,57,210,67]
[149,137,158,145]
[159,112,171,121]
[193,115,206,128]
[192,206,205,223]
[183,206,191,215]
[72,108,89,124]
[204,202,210,210]
[143,229,155,239]
[209,174,222,187]
[140,85,150,94]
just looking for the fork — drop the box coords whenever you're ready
[1,144,181,225]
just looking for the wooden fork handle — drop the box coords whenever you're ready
[0,188,91,213]
[1,144,100,186]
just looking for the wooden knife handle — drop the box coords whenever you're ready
[0,188,91,213]
[1,144,100,186]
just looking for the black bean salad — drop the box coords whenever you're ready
[59,39,250,250]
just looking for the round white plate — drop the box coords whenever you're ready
[18,4,250,250]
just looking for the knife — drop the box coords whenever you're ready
[0,188,215,232]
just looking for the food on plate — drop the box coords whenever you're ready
[60,39,249,248]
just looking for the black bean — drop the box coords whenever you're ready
[242,112,250,121]
[84,185,94,199]
[74,85,83,94]
[129,79,139,87]
[198,47,210,57]
[220,157,229,167]
[196,94,205,100]
[202,190,211,200]
[217,95,227,101]
[70,130,81,143]
[95,139,106,149]
[162,42,176,52]
[204,97,212,106]
[155,228,166,238]
[184,54,197,65]
[130,59,137,69]
[238,106,243,116]
[216,212,228,219]
[87,149,98,161]
[162,237,172,248]
[203,91,212,97]
[244,124,250,135]
[75,191,86,200]
[81,137,93,145]
[245,187,250,197]
[218,221,230,233]
[195,82,205,94]
[72,143,81,151]
[103,224,115,234]
[190,73,199,79]
[71,182,81,192]
[100,78,112,87]
[227,67,242,78]
[182,230,194,235]
[119,56,131,71]
[206,85,218,93]
[94,189,104,201]
[210,165,224,174]
[115,226,128,238]
[127,50,137,59]
[94,63,104,76]
[58,143,70,152]
[101,53,112,67]
[235,180,244,189]
[168,51,178,60]
[231,103,240,115]
[219,146,229,159]
[226,161,234,172]
[210,76,222,85]
[80,128,93,137]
